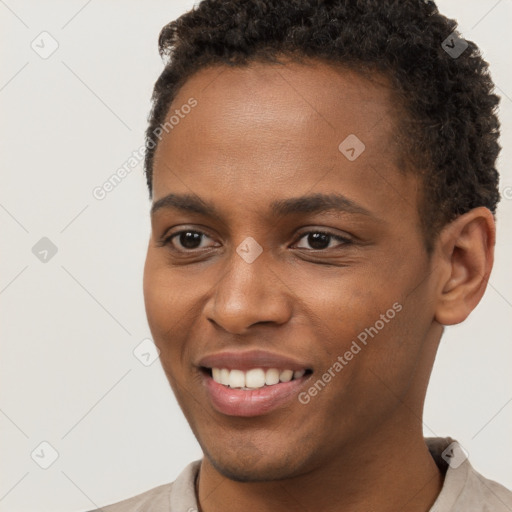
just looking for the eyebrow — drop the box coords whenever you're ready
[150,192,377,220]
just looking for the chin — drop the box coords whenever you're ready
[204,445,307,483]
[211,459,292,483]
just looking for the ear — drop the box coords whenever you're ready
[434,207,496,326]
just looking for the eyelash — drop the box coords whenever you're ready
[157,229,352,252]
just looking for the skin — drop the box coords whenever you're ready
[143,58,495,512]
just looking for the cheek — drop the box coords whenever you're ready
[309,273,388,346]
[143,247,186,315]
[143,251,182,351]
[312,266,423,388]
[143,251,202,373]
[143,256,165,331]
[355,299,429,403]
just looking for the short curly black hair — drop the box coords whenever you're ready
[144,0,501,253]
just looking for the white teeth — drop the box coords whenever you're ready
[212,368,221,382]
[245,368,266,388]
[279,369,293,382]
[210,367,308,388]
[265,368,280,385]
[228,369,245,388]
[220,368,230,386]
[293,369,306,379]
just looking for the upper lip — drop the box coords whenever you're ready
[197,349,313,372]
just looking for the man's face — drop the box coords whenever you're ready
[143,60,440,481]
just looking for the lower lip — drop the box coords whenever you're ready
[202,371,311,417]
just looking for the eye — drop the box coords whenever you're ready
[294,230,352,250]
[159,230,216,251]
[158,228,352,253]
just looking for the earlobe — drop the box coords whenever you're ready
[434,207,495,326]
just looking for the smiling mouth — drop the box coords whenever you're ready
[200,366,313,390]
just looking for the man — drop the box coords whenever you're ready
[91,0,512,510]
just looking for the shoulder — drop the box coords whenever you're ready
[426,437,512,511]
[84,459,201,512]
[457,466,512,511]
[86,481,174,512]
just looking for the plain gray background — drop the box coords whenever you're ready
[1,1,511,511]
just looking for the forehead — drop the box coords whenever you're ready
[151,59,417,226]
[165,58,400,146]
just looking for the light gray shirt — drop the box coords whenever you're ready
[89,437,512,511]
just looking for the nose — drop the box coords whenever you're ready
[203,245,292,335]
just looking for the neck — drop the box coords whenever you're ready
[196,423,443,512]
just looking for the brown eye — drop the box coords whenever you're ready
[294,231,352,250]
[160,230,215,251]
[175,231,204,249]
